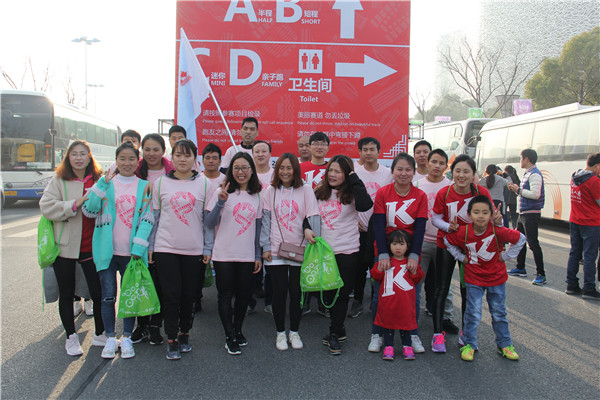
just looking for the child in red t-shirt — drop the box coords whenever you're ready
[370,230,424,361]
[443,195,526,362]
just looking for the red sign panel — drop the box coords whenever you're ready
[176,0,410,159]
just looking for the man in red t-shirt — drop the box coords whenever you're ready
[566,152,600,300]
[300,132,330,188]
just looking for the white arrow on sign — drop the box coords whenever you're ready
[335,55,397,86]
[332,0,363,39]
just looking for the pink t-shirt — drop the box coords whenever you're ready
[263,184,319,258]
[146,168,166,185]
[207,188,263,262]
[318,190,360,255]
[257,167,274,191]
[355,163,393,232]
[412,170,427,183]
[112,175,139,256]
[221,145,253,170]
[202,172,226,197]
[416,176,452,243]
[152,175,208,255]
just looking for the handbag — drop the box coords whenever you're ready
[118,258,161,318]
[273,188,305,262]
[300,237,344,309]
[37,180,67,269]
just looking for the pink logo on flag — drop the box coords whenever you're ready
[180,71,192,86]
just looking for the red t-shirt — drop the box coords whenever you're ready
[373,183,428,236]
[445,223,521,287]
[433,184,493,248]
[300,161,328,189]
[570,174,600,226]
[370,258,424,331]
[79,177,95,253]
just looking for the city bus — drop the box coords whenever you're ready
[1,90,121,205]
[474,103,600,222]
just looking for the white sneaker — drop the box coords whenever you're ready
[120,337,135,359]
[276,332,288,351]
[84,299,94,316]
[368,334,383,353]
[92,332,108,347]
[411,335,425,353]
[101,337,120,359]
[288,332,303,350]
[73,300,83,316]
[65,333,83,356]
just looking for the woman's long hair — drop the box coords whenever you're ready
[505,165,520,186]
[55,140,102,182]
[484,164,497,189]
[138,134,166,180]
[224,152,262,195]
[314,154,355,205]
[271,153,303,189]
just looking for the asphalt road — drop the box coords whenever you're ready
[1,200,599,399]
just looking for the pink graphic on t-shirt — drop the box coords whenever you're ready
[116,194,136,228]
[233,202,256,236]
[320,200,342,229]
[365,182,382,200]
[279,200,299,232]
[426,192,436,218]
[170,191,196,226]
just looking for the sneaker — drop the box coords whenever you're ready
[246,304,256,316]
[92,332,108,347]
[73,300,83,316]
[131,326,148,344]
[532,274,547,285]
[403,346,415,360]
[317,304,330,318]
[461,344,475,361]
[382,346,394,361]
[508,267,527,277]
[236,331,248,347]
[120,337,135,359]
[101,337,120,359]
[582,290,600,300]
[347,300,363,318]
[148,327,164,345]
[276,332,288,351]
[84,299,94,316]
[288,332,303,350]
[410,335,425,353]
[431,332,446,353]
[322,333,342,355]
[368,334,383,353]
[302,303,311,315]
[178,334,192,353]
[264,304,273,315]
[166,340,181,360]
[443,319,459,334]
[458,331,465,347]
[338,326,347,343]
[65,333,83,356]
[565,285,583,295]
[426,308,433,316]
[225,337,241,355]
[498,345,519,361]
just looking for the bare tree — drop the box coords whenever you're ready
[410,90,431,122]
[1,67,18,89]
[63,66,77,105]
[1,57,51,92]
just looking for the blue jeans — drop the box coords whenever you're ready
[463,283,511,349]
[99,255,135,337]
[566,223,600,292]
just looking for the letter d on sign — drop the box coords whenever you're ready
[230,49,262,86]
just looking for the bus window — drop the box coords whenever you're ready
[532,118,566,161]
[506,124,533,163]
[564,112,600,160]
[480,128,507,166]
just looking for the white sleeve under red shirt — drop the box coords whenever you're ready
[373,183,428,236]
[416,176,452,243]
[433,184,493,248]
[355,164,393,232]
[257,167,274,191]
[152,175,208,255]
[370,258,424,331]
[300,161,328,189]
[112,175,139,256]
[445,223,521,287]
[318,190,360,255]
[206,188,263,262]
[570,174,600,226]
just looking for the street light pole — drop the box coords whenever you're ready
[87,84,104,112]
[72,36,100,109]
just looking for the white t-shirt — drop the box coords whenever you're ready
[112,175,139,256]
[318,190,360,255]
[257,167,274,191]
[207,188,263,262]
[221,145,253,170]
[415,176,452,243]
[354,163,393,232]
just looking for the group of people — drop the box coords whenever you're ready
[40,117,600,363]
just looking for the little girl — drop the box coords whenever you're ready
[370,230,424,361]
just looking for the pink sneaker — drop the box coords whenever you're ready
[431,332,446,353]
[403,346,415,360]
[382,346,394,361]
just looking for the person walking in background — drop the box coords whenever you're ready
[480,164,509,221]
[503,165,520,229]
[507,149,547,285]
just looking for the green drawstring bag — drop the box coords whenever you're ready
[300,237,344,309]
[203,262,214,288]
[118,258,161,318]
[37,216,64,269]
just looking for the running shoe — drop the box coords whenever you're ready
[131,326,148,344]
[431,332,446,353]
[582,290,600,300]
[120,337,135,359]
[84,299,94,316]
[149,327,164,345]
[403,346,415,360]
[264,304,273,315]
[65,333,83,356]
[347,300,363,318]
[498,345,519,361]
[460,344,475,361]
[322,333,342,355]
[532,274,547,285]
[565,285,583,295]
[410,335,425,353]
[508,267,527,277]
[225,337,241,355]
[178,334,192,353]
[288,332,303,350]
[382,346,394,361]
[101,337,120,359]
[92,332,108,347]
[276,332,288,351]
[368,334,383,353]
[166,340,181,360]
[236,331,248,346]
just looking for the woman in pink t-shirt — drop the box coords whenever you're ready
[135,134,175,185]
[312,155,373,355]
[260,153,319,351]
[205,152,263,355]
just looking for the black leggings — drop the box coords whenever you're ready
[53,255,104,336]
[154,253,203,340]
[136,262,163,329]
[351,231,373,303]
[266,265,302,332]
[324,253,358,336]
[213,261,254,337]
[383,329,411,347]
[432,248,466,333]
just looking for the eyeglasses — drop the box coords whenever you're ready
[311,142,329,147]
[232,166,251,172]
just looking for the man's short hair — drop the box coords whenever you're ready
[309,131,330,145]
[428,148,448,163]
[413,140,432,153]
[587,152,600,167]
[521,148,538,164]
[358,137,380,151]
[168,125,187,138]
[202,143,222,158]
[252,140,271,153]
[121,129,141,143]
[242,117,258,129]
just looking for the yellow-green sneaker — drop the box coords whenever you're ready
[460,344,475,361]
[498,345,519,361]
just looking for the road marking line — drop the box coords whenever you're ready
[1,215,40,230]
[538,236,570,249]
[6,228,38,238]
[541,229,570,240]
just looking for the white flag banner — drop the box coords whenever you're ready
[177,28,211,145]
